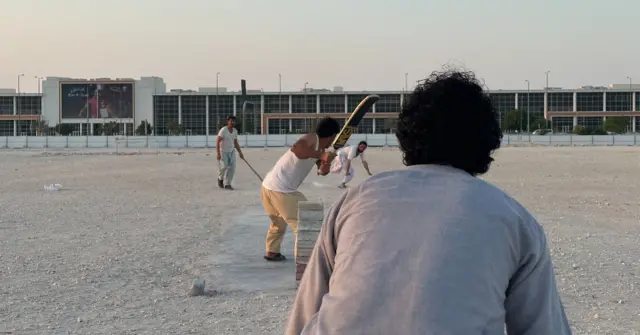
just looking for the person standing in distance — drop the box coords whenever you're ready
[328,140,372,188]
[216,116,244,190]
[261,117,340,262]
[286,69,572,334]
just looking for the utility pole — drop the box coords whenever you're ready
[304,82,308,113]
[17,74,24,136]
[216,72,220,131]
[525,80,530,133]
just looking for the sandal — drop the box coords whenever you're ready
[263,253,287,261]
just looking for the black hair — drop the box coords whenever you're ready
[356,141,368,155]
[227,115,236,120]
[315,117,341,138]
[395,68,502,176]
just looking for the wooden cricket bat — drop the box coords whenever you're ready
[317,94,379,168]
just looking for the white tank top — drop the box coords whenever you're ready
[262,134,320,193]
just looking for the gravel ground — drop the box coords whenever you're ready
[1,146,639,334]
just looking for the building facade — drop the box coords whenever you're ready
[0,76,638,136]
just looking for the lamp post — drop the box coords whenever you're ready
[404,73,408,92]
[17,74,24,136]
[304,82,308,113]
[35,76,43,135]
[216,72,220,131]
[279,74,282,112]
[627,76,633,132]
[545,70,551,129]
[525,80,530,133]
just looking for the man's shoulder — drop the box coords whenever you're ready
[355,167,539,222]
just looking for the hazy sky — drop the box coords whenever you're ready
[2,0,637,92]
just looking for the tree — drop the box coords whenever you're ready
[529,117,548,131]
[102,122,120,136]
[166,120,184,135]
[590,128,608,135]
[33,120,49,136]
[603,116,629,134]
[136,120,153,135]
[572,125,589,135]
[502,109,522,132]
[55,123,74,136]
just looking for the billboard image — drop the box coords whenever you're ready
[60,82,134,119]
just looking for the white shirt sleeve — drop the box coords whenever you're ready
[232,128,238,140]
[217,127,226,137]
[347,146,357,160]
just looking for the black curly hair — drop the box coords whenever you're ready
[395,69,502,176]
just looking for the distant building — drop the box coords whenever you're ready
[0,76,638,136]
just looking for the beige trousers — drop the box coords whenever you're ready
[261,185,308,255]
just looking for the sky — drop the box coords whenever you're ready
[1,0,638,93]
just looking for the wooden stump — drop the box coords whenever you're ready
[295,201,324,286]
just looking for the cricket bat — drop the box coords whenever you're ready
[316,94,380,168]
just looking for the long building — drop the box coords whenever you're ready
[0,77,639,136]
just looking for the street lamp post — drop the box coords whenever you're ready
[279,74,282,112]
[404,73,408,92]
[17,74,24,137]
[627,76,633,132]
[278,74,282,134]
[216,72,220,131]
[525,80,530,133]
[304,82,308,113]
[545,70,551,129]
[35,76,43,135]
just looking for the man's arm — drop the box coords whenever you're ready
[216,129,224,158]
[285,192,348,335]
[233,138,244,158]
[362,160,372,175]
[290,134,325,160]
[505,223,572,335]
[345,159,352,176]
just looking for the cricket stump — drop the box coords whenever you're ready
[295,201,324,287]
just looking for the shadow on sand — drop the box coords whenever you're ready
[209,206,297,292]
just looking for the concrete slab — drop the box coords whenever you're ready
[210,206,296,292]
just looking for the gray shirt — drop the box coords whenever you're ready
[286,165,572,335]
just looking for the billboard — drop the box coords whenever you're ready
[60,82,134,119]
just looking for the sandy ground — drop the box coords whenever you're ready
[0,146,639,334]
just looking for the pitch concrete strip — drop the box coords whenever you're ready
[210,206,296,292]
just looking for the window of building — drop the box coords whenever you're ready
[605,92,632,112]
[577,116,603,129]
[517,93,545,121]
[0,120,13,136]
[376,118,398,134]
[576,92,603,112]
[264,95,289,114]
[181,96,206,135]
[236,95,261,134]
[489,93,516,128]
[153,96,179,135]
[319,95,345,114]
[357,118,374,133]
[547,93,573,112]
[0,96,14,115]
[347,94,367,113]
[375,94,401,114]
[16,96,41,115]
[291,94,316,113]
[209,95,234,134]
[267,118,290,134]
[551,117,574,133]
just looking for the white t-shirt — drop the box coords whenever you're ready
[337,145,366,163]
[262,134,320,193]
[217,127,238,153]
